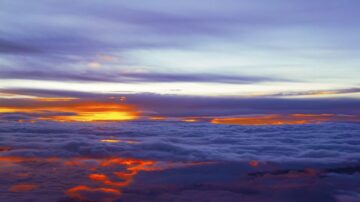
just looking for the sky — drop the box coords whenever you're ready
[0,0,360,123]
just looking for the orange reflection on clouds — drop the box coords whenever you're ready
[0,155,211,201]
[149,116,167,121]
[65,157,211,201]
[0,156,41,166]
[0,146,11,152]
[9,183,39,192]
[66,185,121,202]
[249,160,259,167]
[182,118,199,123]
[100,139,139,144]
[88,173,130,187]
[211,114,334,125]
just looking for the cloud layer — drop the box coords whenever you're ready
[1,121,359,162]
[1,118,359,202]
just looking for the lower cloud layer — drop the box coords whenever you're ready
[1,121,359,163]
[0,121,360,202]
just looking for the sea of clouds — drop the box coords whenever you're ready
[1,121,359,164]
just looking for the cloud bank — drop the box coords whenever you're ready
[1,89,360,121]
[1,121,360,163]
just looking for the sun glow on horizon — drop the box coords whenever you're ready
[46,111,137,122]
[0,99,139,122]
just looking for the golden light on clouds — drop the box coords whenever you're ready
[100,139,138,144]
[211,114,334,125]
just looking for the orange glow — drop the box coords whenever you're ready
[99,158,155,168]
[0,156,39,164]
[249,160,259,167]
[100,139,138,144]
[17,119,36,123]
[100,139,121,143]
[85,158,212,195]
[0,101,140,122]
[0,147,11,152]
[65,158,205,201]
[88,173,130,187]
[48,111,137,122]
[182,118,198,123]
[149,116,166,121]
[89,173,109,181]
[66,185,121,202]
[33,97,77,102]
[0,155,211,201]
[210,114,334,125]
[65,157,211,201]
[9,183,39,192]
[291,114,334,117]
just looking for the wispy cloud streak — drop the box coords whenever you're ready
[0,70,288,84]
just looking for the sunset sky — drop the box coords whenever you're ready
[1,0,360,122]
[1,1,360,202]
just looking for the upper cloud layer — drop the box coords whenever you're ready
[1,0,359,91]
[0,70,288,84]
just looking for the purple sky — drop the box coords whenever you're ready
[0,0,360,121]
